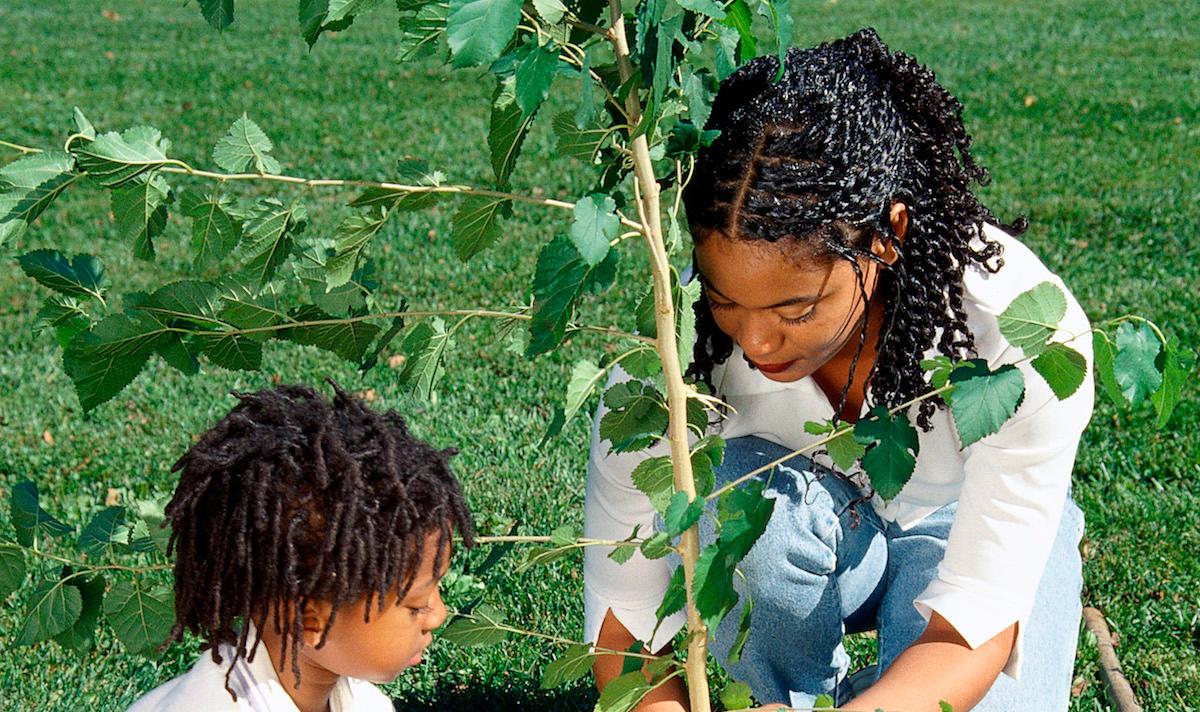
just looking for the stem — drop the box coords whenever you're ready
[0,139,40,154]
[606,2,711,710]
[3,542,172,574]
[455,610,674,662]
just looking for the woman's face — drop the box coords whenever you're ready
[694,232,886,384]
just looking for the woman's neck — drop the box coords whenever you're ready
[259,626,340,712]
[812,293,888,423]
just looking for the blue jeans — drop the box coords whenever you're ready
[702,437,1085,710]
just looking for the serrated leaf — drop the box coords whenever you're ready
[608,542,637,564]
[532,0,566,23]
[17,578,83,647]
[278,304,381,363]
[452,195,512,261]
[599,381,667,452]
[72,127,171,188]
[54,574,106,654]
[854,406,920,500]
[10,482,73,548]
[103,581,174,655]
[37,294,90,348]
[552,111,610,163]
[948,360,1026,448]
[765,0,793,80]
[514,42,559,117]
[678,0,724,18]
[692,542,738,630]
[825,428,866,471]
[0,548,27,600]
[397,318,453,399]
[234,198,306,286]
[719,681,753,710]
[112,174,171,260]
[571,193,618,266]
[0,151,78,246]
[564,359,606,425]
[1031,343,1088,400]
[921,355,954,390]
[446,0,523,67]
[1113,322,1163,407]
[814,693,836,710]
[996,281,1068,356]
[198,0,235,29]
[441,604,507,646]
[326,209,388,289]
[78,507,127,558]
[488,75,535,188]
[541,642,594,689]
[639,532,671,559]
[631,456,674,515]
[17,249,105,300]
[691,434,723,497]
[727,591,753,664]
[300,0,374,45]
[396,2,449,61]
[1151,340,1194,427]
[180,189,240,267]
[663,492,703,537]
[676,279,700,373]
[1092,330,1124,407]
[595,670,655,712]
[655,565,686,621]
[213,114,281,174]
[63,314,171,412]
[528,235,619,356]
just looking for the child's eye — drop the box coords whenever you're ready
[408,605,432,617]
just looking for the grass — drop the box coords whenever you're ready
[0,0,1197,709]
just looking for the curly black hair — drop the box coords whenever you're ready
[163,381,474,689]
[683,27,1025,428]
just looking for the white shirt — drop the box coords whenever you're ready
[583,224,1094,678]
[127,637,393,712]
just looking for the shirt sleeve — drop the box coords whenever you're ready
[583,367,688,652]
[912,284,1094,679]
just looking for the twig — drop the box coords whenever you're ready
[1083,607,1143,712]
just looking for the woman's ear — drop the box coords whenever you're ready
[889,201,909,243]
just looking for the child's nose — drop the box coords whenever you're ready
[426,589,448,632]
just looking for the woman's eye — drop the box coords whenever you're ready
[708,298,734,311]
[778,308,815,325]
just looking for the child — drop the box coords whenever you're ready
[129,383,475,712]
[585,29,1092,712]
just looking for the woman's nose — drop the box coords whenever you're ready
[737,314,782,359]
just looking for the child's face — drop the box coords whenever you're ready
[695,232,886,384]
[300,531,450,683]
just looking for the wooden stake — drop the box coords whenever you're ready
[1082,607,1142,712]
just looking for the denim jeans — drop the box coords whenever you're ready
[701,436,1085,710]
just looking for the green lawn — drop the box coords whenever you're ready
[1,0,1197,709]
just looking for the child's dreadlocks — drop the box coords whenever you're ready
[163,382,474,685]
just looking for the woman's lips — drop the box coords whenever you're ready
[752,359,796,374]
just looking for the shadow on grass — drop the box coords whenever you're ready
[393,680,595,712]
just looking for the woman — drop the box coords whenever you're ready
[584,29,1093,711]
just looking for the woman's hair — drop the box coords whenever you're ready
[684,28,1025,427]
[163,382,474,684]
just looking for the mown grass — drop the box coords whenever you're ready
[1,0,1197,709]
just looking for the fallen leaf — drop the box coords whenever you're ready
[104,51,116,61]
[101,8,123,21]
[105,488,121,506]
[357,388,377,402]
[1071,676,1089,697]
[1023,94,1037,107]
[42,430,55,445]
[388,354,406,369]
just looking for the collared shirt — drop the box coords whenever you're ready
[583,224,1095,678]
[127,635,393,712]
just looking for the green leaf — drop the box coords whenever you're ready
[690,434,724,497]
[655,565,686,621]
[571,193,618,266]
[528,234,619,356]
[17,249,105,301]
[397,318,454,399]
[552,111,610,163]
[212,114,281,174]
[78,507,127,558]
[692,542,738,630]
[609,541,637,564]
[825,428,866,471]
[541,642,594,689]
[63,314,171,412]
[17,578,83,647]
[631,455,674,515]
[396,2,449,61]
[727,590,753,664]
[921,355,955,390]
[854,406,920,500]
[351,158,444,211]
[72,127,172,188]
[532,0,566,23]
[676,279,701,373]
[326,208,389,290]
[103,581,174,655]
[948,360,1026,448]
[765,0,793,80]
[814,693,836,710]
[446,0,523,67]
[180,190,241,268]
[278,304,381,363]
[111,174,171,260]
[663,492,703,537]
[599,381,667,452]
[441,604,508,646]
[234,198,307,286]
[488,75,535,188]
[299,0,373,45]
[1151,340,1194,427]
[1092,331,1124,407]
[0,150,78,246]
[719,0,755,64]
[198,0,235,30]
[938,701,955,712]
[640,532,671,559]
[72,107,96,141]
[996,281,1068,356]
[54,574,106,654]
[0,548,27,600]
[11,482,73,548]
[452,195,512,261]
[133,280,260,370]
[719,681,753,710]
[515,42,559,116]
[564,358,606,425]
[594,670,655,712]
[1031,343,1088,400]
[1113,322,1163,407]
[680,67,714,131]
[37,295,91,348]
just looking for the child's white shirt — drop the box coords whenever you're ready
[126,637,393,712]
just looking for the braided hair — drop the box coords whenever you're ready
[684,28,1024,428]
[163,382,474,688]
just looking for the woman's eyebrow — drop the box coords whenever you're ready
[699,276,820,308]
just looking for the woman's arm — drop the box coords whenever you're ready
[844,612,1016,712]
[594,609,689,712]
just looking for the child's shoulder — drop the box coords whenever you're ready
[126,649,249,711]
